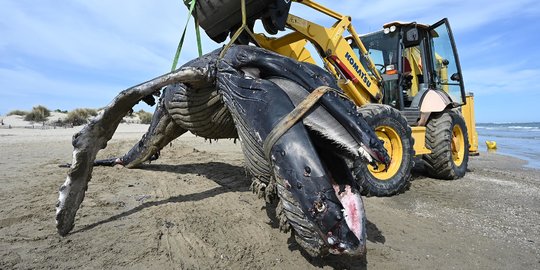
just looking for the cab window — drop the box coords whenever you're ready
[430,21,465,104]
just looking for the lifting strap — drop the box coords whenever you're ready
[262,86,336,161]
[171,0,203,71]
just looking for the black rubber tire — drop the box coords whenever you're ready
[423,111,469,179]
[353,104,414,197]
[190,0,274,42]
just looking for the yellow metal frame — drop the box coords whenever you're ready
[256,0,383,106]
[254,33,317,64]
[411,126,431,155]
[462,93,479,154]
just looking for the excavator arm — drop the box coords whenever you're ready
[254,0,384,106]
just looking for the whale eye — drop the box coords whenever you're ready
[314,201,327,213]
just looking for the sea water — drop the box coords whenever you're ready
[476,122,540,169]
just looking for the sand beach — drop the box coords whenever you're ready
[0,118,538,269]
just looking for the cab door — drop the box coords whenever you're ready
[427,18,466,105]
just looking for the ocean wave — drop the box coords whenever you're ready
[477,122,540,132]
[476,127,540,132]
[507,126,540,131]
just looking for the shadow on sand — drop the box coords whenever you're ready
[73,161,386,268]
[73,162,250,234]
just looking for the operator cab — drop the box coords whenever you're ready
[353,19,466,125]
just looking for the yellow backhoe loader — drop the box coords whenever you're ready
[189,0,479,196]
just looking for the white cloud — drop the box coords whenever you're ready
[463,66,540,96]
[458,34,504,61]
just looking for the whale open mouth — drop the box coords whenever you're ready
[330,184,365,255]
[303,107,368,256]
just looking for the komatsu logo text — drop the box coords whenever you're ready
[345,52,372,87]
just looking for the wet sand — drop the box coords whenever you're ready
[0,124,538,269]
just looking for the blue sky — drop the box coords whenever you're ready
[1,0,539,123]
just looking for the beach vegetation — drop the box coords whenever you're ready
[24,105,51,122]
[137,109,153,124]
[64,108,98,126]
[7,110,28,116]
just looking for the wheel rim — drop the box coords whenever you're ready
[368,125,403,180]
[451,124,465,166]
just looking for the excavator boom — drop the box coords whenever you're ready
[255,0,384,106]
